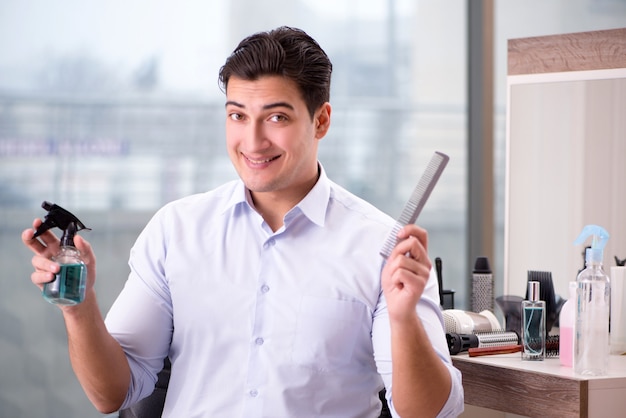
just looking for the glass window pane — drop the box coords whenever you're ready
[0,1,467,416]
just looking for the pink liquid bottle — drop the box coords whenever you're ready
[559,282,577,367]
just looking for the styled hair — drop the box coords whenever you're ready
[218,26,332,118]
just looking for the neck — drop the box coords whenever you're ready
[250,166,320,232]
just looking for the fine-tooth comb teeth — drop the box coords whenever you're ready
[379,151,449,259]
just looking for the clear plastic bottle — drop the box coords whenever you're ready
[559,281,577,367]
[33,201,90,306]
[522,281,546,361]
[574,225,611,376]
[43,222,87,305]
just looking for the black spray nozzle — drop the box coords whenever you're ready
[33,201,91,245]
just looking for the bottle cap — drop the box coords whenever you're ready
[528,281,540,302]
[473,256,491,274]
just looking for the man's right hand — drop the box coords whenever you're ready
[22,218,97,303]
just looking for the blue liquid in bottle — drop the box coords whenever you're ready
[522,281,546,361]
[522,306,545,358]
[43,253,86,305]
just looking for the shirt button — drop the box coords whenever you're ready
[255,337,264,345]
[249,389,258,397]
[261,284,270,293]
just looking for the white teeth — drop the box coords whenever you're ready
[246,155,277,164]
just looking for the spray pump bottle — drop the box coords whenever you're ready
[573,224,610,376]
[33,201,91,306]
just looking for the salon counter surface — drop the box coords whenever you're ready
[452,353,626,418]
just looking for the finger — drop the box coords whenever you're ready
[31,270,56,287]
[74,235,96,277]
[393,235,426,262]
[73,235,94,266]
[33,226,61,248]
[22,227,47,253]
[22,228,59,258]
[31,218,43,230]
[396,253,431,277]
[21,218,41,243]
[22,219,60,257]
[31,254,59,285]
[397,224,428,249]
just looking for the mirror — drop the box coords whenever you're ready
[505,70,626,299]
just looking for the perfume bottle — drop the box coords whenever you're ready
[33,201,91,306]
[521,281,545,361]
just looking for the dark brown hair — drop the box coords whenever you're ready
[218,26,332,118]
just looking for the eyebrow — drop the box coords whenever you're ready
[225,100,295,111]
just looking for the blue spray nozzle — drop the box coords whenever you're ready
[574,224,610,264]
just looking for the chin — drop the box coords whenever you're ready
[242,178,275,193]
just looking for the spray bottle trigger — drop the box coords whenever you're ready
[33,201,91,239]
[574,224,610,264]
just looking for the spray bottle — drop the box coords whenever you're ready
[573,224,610,376]
[33,201,91,306]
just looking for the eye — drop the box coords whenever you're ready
[269,114,288,122]
[228,112,244,121]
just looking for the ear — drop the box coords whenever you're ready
[314,102,332,139]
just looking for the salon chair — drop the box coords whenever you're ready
[118,357,392,417]
[118,358,171,418]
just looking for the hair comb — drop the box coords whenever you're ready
[379,151,449,259]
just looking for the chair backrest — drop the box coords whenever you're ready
[118,358,170,418]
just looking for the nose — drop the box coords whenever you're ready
[243,120,271,151]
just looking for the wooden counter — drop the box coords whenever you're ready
[452,353,626,417]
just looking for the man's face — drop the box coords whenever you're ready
[225,75,330,201]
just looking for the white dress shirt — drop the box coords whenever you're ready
[105,165,464,417]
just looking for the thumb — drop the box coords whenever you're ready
[73,235,95,267]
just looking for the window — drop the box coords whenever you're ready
[2,1,623,416]
[0,3,467,415]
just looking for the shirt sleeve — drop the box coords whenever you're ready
[104,210,174,409]
[372,267,464,417]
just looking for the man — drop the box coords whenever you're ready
[22,26,463,417]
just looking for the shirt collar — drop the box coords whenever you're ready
[295,163,330,227]
[221,180,249,215]
[221,163,331,227]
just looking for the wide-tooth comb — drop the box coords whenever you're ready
[379,151,449,259]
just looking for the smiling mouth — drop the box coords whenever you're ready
[244,154,280,165]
